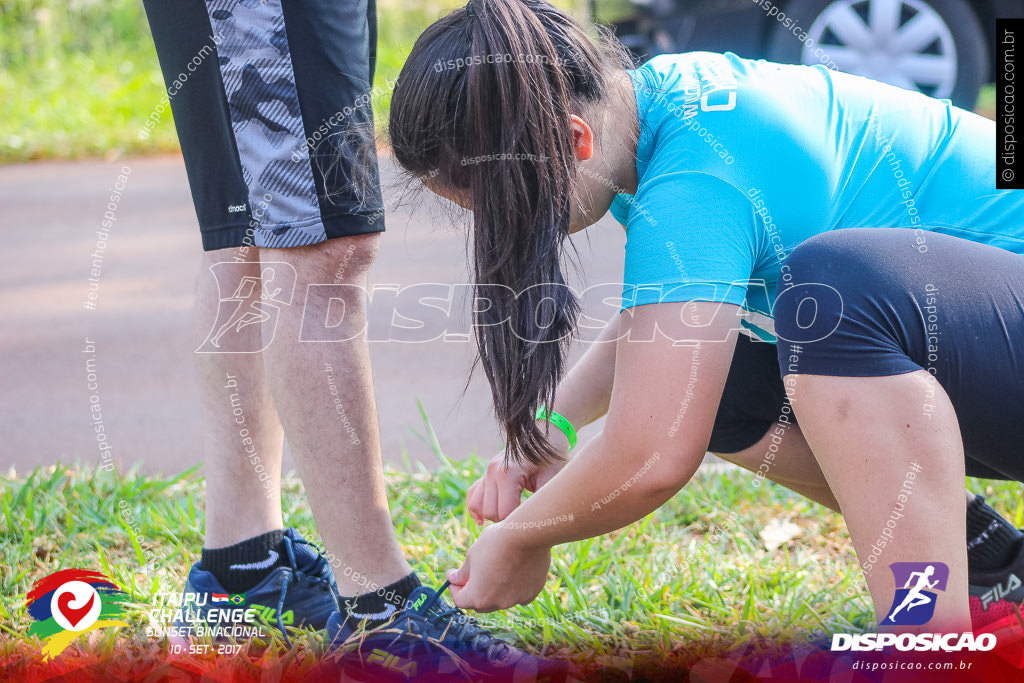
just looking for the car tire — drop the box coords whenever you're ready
[766,0,987,108]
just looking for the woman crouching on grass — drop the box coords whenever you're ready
[388,0,1024,634]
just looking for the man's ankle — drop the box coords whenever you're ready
[201,528,288,593]
[338,572,422,631]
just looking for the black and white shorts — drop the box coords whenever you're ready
[143,0,385,251]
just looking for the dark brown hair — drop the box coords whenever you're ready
[389,0,625,465]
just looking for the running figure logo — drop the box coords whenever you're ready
[196,261,296,353]
[884,562,949,626]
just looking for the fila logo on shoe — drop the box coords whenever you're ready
[981,573,1023,610]
[367,648,417,677]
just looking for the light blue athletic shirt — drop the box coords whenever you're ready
[610,52,1024,341]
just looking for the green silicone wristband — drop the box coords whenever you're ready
[535,407,578,451]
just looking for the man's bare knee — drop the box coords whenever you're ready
[196,246,261,298]
[259,233,379,285]
[331,233,380,284]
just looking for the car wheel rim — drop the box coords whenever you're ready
[801,0,958,99]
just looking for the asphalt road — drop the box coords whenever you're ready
[0,155,626,475]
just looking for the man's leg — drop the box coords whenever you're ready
[259,234,412,598]
[194,246,284,549]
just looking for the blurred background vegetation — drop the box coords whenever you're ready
[0,0,636,163]
[0,0,994,164]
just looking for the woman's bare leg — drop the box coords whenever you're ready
[787,371,969,633]
[713,422,839,511]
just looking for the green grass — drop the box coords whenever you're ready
[977,83,996,120]
[0,1,997,164]
[0,0,173,162]
[3,407,1021,666]
[0,0,591,163]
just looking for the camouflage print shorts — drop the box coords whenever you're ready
[143,0,385,250]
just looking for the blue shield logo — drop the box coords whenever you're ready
[884,562,949,626]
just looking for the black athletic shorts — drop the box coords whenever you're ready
[708,333,794,456]
[774,228,1024,482]
[143,0,385,251]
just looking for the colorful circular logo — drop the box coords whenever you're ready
[50,580,102,632]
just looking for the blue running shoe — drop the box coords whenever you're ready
[326,581,574,681]
[171,528,338,644]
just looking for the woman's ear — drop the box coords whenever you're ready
[570,115,594,162]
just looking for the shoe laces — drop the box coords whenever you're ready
[274,533,331,646]
[409,581,511,661]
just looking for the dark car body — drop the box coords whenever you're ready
[608,0,1024,108]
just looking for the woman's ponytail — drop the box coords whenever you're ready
[391,0,623,465]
